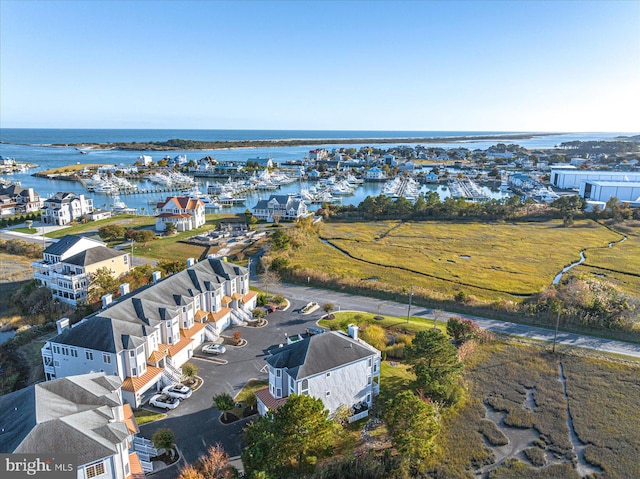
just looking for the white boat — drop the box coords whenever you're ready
[112,195,137,214]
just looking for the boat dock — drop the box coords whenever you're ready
[448,178,489,200]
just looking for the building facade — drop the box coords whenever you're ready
[255,328,381,420]
[42,192,94,225]
[550,169,640,190]
[252,194,308,222]
[41,258,257,407]
[0,184,43,216]
[0,372,149,479]
[155,196,205,232]
[32,235,130,306]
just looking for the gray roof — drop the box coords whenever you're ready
[50,258,247,353]
[253,194,303,212]
[266,331,377,380]
[64,246,127,267]
[0,373,127,465]
[43,235,105,257]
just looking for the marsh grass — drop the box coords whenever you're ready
[478,419,509,446]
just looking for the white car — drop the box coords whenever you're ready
[149,393,180,410]
[163,384,192,400]
[202,344,226,355]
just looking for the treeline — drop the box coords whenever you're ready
[0,211,41,227]
[327,193,640,223]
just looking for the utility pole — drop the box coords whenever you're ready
[407,285,413,323]
[553,306,561,353]
[131,239,134,267]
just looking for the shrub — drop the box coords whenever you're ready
[386,343,406,360]
[478,419,509,446]
[233,331,242,345]
[524,447,546,467]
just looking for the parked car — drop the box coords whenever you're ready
[264,305,276,313]
[305,327,325,336]
[162,384,192,400]
[149,393,180,410]
[202,344,226,355]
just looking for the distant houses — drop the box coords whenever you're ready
[32,235,130,306]
[155,196,205,232]
[42,192,94,225]
[365,167,387,181]
[252,194,308,222]
[0,184,43,217]
[0,372,150,478]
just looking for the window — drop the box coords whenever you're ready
[86,350,93,360]
[368,358,372,367]
[54,360,60,367]
[103,354,111,364]
[276,369,281,378]
[301,379,309,396]
[366,394,371,403]
[70,348,78,358]
[374,362,378,372]
[132,368,137,376]
[53,345,60,354]
[62,347,69,356]
[367,376,372,385]
[85,461,105,478]
[276,388,281,397]
[130,350,135,357]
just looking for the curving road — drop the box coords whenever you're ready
[250,260,640,359]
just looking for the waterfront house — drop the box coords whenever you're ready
[255,326,380,421]
[155,196,205,232]
[32,235,130,306]
[0,372,151,478]
[364,167,387,181]
[0,184,43,216]
[309,149,328,161]
[425,171,439,183]
[550,169,640,189]
[252,194,308,222]
[247,157,274,168]
[42,192,94,225]
[41,258,256,407]
[137,155,153,166]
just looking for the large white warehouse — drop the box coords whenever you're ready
[579,181,640,203]
[550,170,640,189]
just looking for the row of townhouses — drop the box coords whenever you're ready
[0,184,43,217]
[0,372,150,479]
[41,258,257,406]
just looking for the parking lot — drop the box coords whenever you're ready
[139,298,326,473]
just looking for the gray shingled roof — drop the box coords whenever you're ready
[252,194,303,212]
[266,331,377,380]
[0,373,128,465]
[50,258,247,353]
[64,246,127,267]
[43,235,85,256]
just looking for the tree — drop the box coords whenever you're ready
[87,267,119,303]
[259,262,281,297]
[359,324,386,351]
[182,362,199,381]
[98,224,125,241]
[213,393,235,421]
[322,302,334,315]
[242,394,334,477]
[152,428,176,458]
[157,259,186,276]
[405,330,463,403]
[384,391,440,473]
[178,464,204,479]
[164,222,177,235]
[271,229,290,250]
[198,443,235,479]
[446,317,480,343]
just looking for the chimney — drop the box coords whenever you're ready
[207,254,216,259]
[101,294,113,309]
[119,283,130,296]
[186,257,195,267]
[152,271,162,283]
[348,324,359,341]
[56,317,70,334]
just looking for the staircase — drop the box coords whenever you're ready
[204,323,219,342]
[162,361,182,384]
[230,309,250,325]
[133,436,158,472]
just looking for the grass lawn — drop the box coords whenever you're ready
[235,379,269,403]
[45,215,154,238]
[378,360,414,406]
[319,311,447,336]
[11,227,38,234]
[38,164,101,175]
[133,409,167,425]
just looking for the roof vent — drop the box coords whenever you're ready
[348,324,359,341]
[152,271,162,283]
[101,294,113,309]
[187,257,195,267]
[119,283,130,296]
[56,317,70,334]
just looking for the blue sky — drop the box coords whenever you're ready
[1,1,639,131]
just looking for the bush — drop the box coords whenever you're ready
[524,447,546,467]
[385,343,406,360]
[478,419,509,446]
[233,331,242,345]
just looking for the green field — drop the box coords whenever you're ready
[572,221,640,295]
[280,219,622,302]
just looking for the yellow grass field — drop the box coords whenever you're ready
[283,219,623,302]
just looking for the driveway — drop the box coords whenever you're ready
[140,298,325,476]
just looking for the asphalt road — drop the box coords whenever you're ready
[140,298,327,478]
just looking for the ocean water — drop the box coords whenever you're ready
[0,129,634,214]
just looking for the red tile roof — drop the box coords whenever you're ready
[221,295,233,305]
[254,387,289,411]
[122,404,139,435]
[207,307,232,323]
[121,366,163,392]
[242,291,258,304]
[127,452,145,479]
[182,321,206,339]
